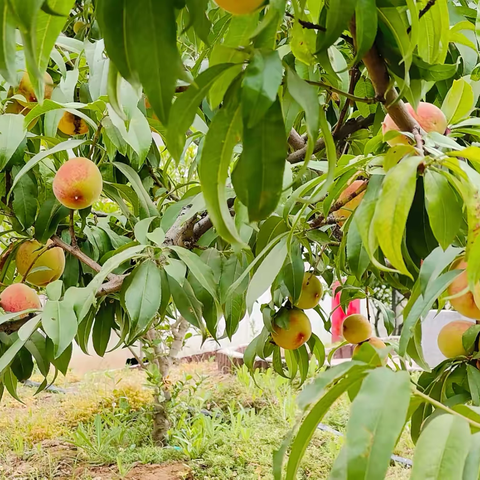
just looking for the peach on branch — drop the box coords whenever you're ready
[341,314,372,344]
[16,239,65,287]
[272,308,312,350]
[215,0,264,15]
[382,102,447,146]
[294,273,323,310]
[58,112,89,136]
[353,337,387,356]
[0,283,41,314]
[53,157,103,210]
[447,257,480,319]
[437,320,473,358]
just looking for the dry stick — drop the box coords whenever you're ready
[306,80,378,105]
[406,0,437,34]
[287,114,375,164]
[333,67,361,137]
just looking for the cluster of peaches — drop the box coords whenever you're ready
[0,72,103,318]
[271,273,323,350]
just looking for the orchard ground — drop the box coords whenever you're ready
[0,361,413,480]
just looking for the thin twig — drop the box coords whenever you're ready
[69,210,77,248]
[306,80,378,104]
[407,0,436,34]
[51,235,104,275]
[88,119,104,159]
[333,67,361,136]
[414,389,480,430]
[309,181,368,230]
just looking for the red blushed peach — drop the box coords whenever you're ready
[382,102,448,146]
[0,283,41,315]
[272,308,312,350]
[53,157,103,210]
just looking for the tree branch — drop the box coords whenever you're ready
[309,180,368,230]
[287,114,375,164]
[288,128,306,150]
[51,235,103,274]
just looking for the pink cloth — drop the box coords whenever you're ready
[331,281,361,342]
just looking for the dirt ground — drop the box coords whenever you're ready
[75,463,191,480]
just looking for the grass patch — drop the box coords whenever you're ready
[0,362,413,479]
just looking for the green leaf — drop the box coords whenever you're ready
[463,432,480,480]
[8,139,86,197]
[334,368,410,480]
[354,0,378,62]
[417,0,449,65]
[122,260,161,334]
[283,375,363,480]
[282,239,304,304]
[184,0,210,44]
[0,315,41,376]
[198,83,244,247]
[467,365,480,407]
[242,48,283,128]
[316,0,357,53]
[0,114,27,171]
[232,98,287,222]
[399,269,461,355]
[42,299,77,358]
[170,246,218,302]
[442,79,475,125]
[424,170,463,250]
[35,0,73,75]
[34,197,69,244]
[347,217,370,280]
[12,166,37,230]
[92,300,115,357]
[0,0,16,84]
[411,414,471,480]
[167,63,235,161]
[113,162,158,219]
[256,216,288,256]
[373,156,421,277]
[246,236,288,311]
[168,275,203,330]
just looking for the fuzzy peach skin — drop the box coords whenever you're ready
[53,157,103,210]
[382,102,448,146]
[16,239,65,287]
[215,0,264,15]
[437,320,473,358]
[272,308,312,350]
[18,71,53,103]
[447,258,480,319]
[0,283,41,314]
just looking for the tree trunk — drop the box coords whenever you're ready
[149,317,190,446]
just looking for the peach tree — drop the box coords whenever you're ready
[1,0,480,477]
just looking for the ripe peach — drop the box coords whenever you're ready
[0,283,41,314]
[58,112,89,136]
[272,308,312,350]
[333,179,367,223]
[447,258,480,319]
[382,102,447,146]
[215,0,264,15]
[18,71,53,103]
[295,273,323,310]
[53,157,103,210]
[437,320,473,358]
[16,239,65,287]
[341,314,372,344]
[353,337,387,356]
